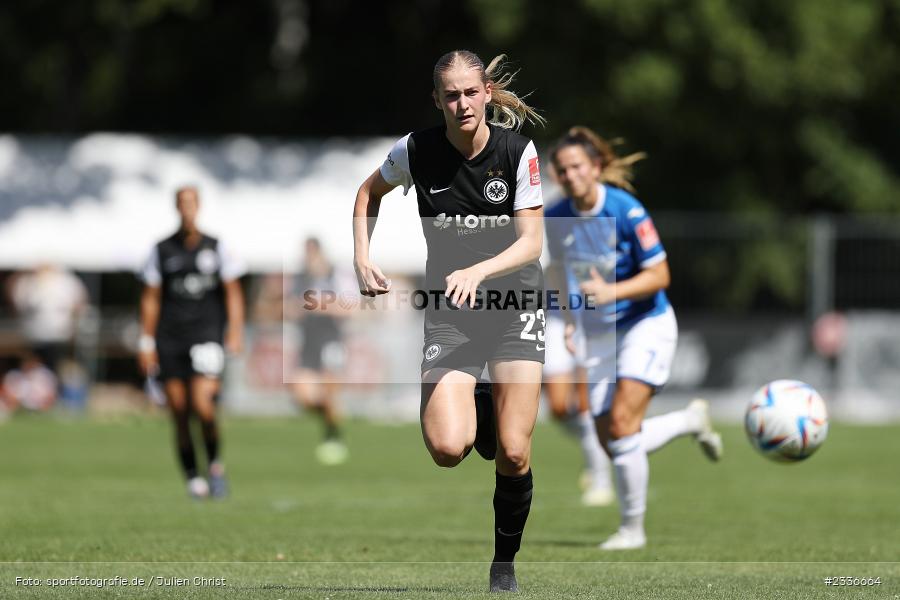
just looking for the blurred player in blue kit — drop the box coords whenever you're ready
[546,127,723,550]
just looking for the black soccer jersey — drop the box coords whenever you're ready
[380,124,543,292]
[141,232,245,341]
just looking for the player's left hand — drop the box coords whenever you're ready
[445,266,485,308]
[579,267,616,305]
[225,331,243,355]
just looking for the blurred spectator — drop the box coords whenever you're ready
[57,358,89,411]
[1,353,58,412]
[6,264,88,373]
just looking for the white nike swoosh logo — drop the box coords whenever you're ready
[497,528,522,537]
[429,186,451,193]
[536,345,545,351]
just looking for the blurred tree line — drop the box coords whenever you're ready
[2,0,899,310]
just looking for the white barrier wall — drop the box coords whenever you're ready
[0,134,428,274]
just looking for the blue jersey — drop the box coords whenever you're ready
[545,184,670,333]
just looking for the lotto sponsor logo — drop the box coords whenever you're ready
[636,218,660,250]
[433,214,453,229]
[432,213,512,233]
[528,156,540,186]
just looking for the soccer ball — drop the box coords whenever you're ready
[745,380,829,462]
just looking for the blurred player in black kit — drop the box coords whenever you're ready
[138,186,246,499]
[290,237,350,465]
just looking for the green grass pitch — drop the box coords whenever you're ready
[0,414,897,598]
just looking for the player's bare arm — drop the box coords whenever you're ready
[580,259,670,305]
[138,284,162,376]
[223,278,245,355]
[353,169,395,297]
[445,205,544,307]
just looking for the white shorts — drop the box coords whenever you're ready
[542,314,585,377]
[584,306,678,416]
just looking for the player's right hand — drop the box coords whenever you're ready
[354,259,391,297]
[138,350,159,378]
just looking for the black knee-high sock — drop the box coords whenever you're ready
[493,469,533,563]
[174,414,197,479]
[199,419,220,465]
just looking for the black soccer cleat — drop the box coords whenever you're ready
[489,561,518,593]
[474,382,497,461]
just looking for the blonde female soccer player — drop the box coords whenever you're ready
[353,50,545,592]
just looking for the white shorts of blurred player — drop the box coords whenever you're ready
[542,314,586,377]
[583,306,678,417]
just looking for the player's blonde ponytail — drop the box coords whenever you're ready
[433,50,545,131]
[482,54,545,130]
[552,126,646,193]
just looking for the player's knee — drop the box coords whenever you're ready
[608,413,638,440]
[191,397,218,422]
[548,401,569,420]
[296,395,324,411]
[166,391,188,412]
[169,402,189,419]
[429,449,464,468]
[497,442,530,471]
[428,441,466,468]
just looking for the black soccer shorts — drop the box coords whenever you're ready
[420,305,546,377]
[157,336,226,381]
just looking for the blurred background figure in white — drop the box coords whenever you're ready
[4,264,90,412]
[7,264,88,377]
